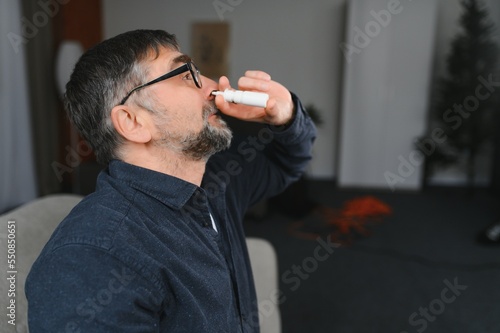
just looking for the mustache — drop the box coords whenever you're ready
[203,101,220,119]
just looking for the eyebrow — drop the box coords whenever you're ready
[170,54,192,69]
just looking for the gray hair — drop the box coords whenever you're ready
[64,29,179,164]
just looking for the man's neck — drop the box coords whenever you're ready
[122,145,207,186]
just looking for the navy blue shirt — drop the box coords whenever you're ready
[26,94,316,332]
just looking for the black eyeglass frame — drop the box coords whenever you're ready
[119,62,202,105]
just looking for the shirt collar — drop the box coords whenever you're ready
[106,160,198,209]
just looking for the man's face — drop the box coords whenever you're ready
[153,100,232,161]
[137,47,232,160]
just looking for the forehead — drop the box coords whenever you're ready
[147,48,192,73]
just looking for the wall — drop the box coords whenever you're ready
[102,0,500,183]
[103,0,345,179]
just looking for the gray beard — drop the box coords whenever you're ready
[155,102,233,161]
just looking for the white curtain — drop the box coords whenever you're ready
[0,1,37,212]
[337,0,438,190]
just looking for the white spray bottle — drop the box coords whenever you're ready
[211,89,269,108]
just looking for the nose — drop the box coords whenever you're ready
[200,75,219,99]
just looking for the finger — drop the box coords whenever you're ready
[238,76,271,92]
[237,71,272,92]
[265,98,277,114]
[215,76,231,109]
[218,103,267,121]
[244,70,272,81]
[217,75,231,91]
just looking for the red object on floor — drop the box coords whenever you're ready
[289,196,392,244]
[340,196,392,219]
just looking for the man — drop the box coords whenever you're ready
[26,29,316,332]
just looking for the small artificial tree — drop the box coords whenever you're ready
[418,0,499,191]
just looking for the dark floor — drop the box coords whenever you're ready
[243,181,500,333]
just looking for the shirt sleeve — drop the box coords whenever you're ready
[26,244,163,333]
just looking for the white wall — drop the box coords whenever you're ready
[102,0,500,183]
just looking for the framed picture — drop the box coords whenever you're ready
[191,22,230,80]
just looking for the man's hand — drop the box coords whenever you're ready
[214,71,295,126]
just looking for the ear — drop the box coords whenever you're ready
[110,105,152,143]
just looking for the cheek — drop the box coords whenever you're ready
[152,88,206,129]
[170,104,205,132]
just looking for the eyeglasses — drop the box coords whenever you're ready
[119,61,202,105]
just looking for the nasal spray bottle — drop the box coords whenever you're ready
[211,89,269,108]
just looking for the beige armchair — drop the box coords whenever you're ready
[0,194,281,333]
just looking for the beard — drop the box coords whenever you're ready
[154,101,233,161]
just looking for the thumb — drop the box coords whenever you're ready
[215,76,231,110]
